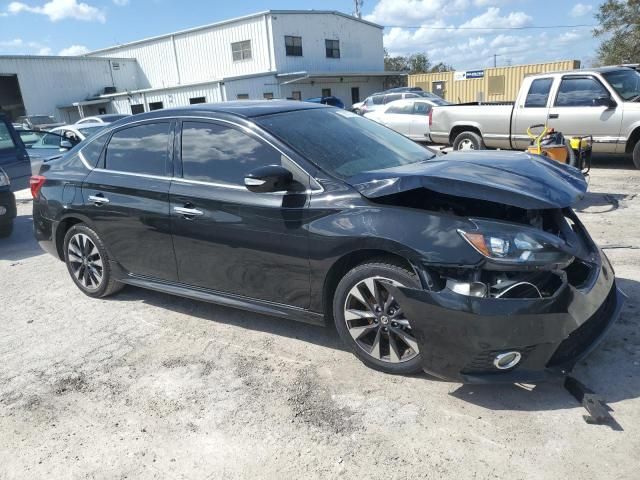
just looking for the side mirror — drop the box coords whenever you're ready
[60,139,73,151]
[244,165,293,193]
[593,95,616,108]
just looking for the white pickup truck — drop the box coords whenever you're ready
[429,67,640,168]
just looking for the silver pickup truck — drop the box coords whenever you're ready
[429,67,640,168]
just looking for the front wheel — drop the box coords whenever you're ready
[452,131,485,151]
[633,140,640,169]
[333,260,423,374]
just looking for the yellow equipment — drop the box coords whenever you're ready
[526,124,592,173]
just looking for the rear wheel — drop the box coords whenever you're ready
[633,140,640,169]
[333,260,423,374]
[63,224,123,298]
[452,130,485,151]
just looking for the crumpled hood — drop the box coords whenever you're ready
[347,151,588,210]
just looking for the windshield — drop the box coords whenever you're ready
[77,125,106,138]
[602,69,640,101]
[257,109,436,179]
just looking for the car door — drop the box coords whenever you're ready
[547,75,624,153]
[512,77,554,149]
[0,118,31,191]
[169,119,311,308]
[409,101,431,140]
[81,120,178,281]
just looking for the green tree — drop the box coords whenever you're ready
[594,0,640,65]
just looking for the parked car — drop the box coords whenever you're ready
[355,90,448,115]
[0,113,31,191]
[429,67,640,168]
[0,167,16,238]
[16,115,64,131]
[20,123,108,168]
[364,98,435,142]
[32,101,623,382]
[75,114,130,125]
[305,96,345,109]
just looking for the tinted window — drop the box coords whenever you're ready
[384,94,402,104]
[602,69,640,101]
[524,78,553,108]
[0,122,17,150]
[105,123,170,175]
[81,132,110,167]
[371,95,384,105]
[413,102,431,115]
[257,109,435,179]
[181,122,282,186]
[555,77,609,107]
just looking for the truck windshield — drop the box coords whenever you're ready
[602,69,640,101]
[257,109,436,179]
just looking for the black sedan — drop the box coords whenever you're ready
[31,101,624,383]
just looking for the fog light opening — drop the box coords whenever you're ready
[493,351,522,370]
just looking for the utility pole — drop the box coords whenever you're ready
[493,54,498,68]
[354,0,363,19]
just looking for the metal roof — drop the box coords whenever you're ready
[87,10,382,55]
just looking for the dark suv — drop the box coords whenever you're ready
[32,102,623,382]
[0,114,30,236]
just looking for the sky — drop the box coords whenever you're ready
[0,0,604,69]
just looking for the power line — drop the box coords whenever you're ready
[383,23,598,30]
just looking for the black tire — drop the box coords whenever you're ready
[63,224,124,298]
[633,140,640,169]
[567,145,578,168]
[452,130,485,151]
[0,221,13,238]
[333,259,423,375]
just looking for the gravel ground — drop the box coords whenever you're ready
[1,155,639,479]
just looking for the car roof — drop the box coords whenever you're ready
[121,100,328,122]
[52,123,105,132]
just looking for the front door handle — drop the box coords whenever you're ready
[174,206,204,218]
[88,194,109,205]
[549,113,559,119]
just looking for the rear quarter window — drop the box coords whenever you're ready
[104,122,170,176]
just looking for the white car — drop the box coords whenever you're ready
[364,98,439,142]
[75,114,129,125]
[357,91,449,115]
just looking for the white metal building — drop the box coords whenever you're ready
[88,10,389,114]
[0,10,392,123]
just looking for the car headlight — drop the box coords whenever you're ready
[458,219,574,267]
[0,168,10,187]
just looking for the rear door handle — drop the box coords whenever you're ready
[88,194,109,205]
[549,113,559,119]
[174,206,204,218]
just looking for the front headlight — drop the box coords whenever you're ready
[0,168,10,187]
[458,219,574,267]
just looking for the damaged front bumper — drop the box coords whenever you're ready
[390,250,625,383]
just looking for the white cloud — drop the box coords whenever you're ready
[459,7,532,29]
[38,47,52,55]
[0,38,55,55]
[364,0,469,26]
[570,3,592,18]
[7,0,106,22]
[113,0,129,5]
[58,44,89,55]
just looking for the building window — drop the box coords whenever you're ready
[231,40,252,61]
[291,91,302,101]
[263,92,274,100]
[237,94,249,100]
[189,97,206,104]
[285,36,303,56]
[131,104,145,114]
[325,39,340,58]
[149,101,164,111]
[322,88,331,97]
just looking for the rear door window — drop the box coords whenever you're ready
[413,102,431,115]
[524,78,553,107]
[0,122,17,151]
[105,122,170,176]
[181,121,283,186]
[371,95,384,105]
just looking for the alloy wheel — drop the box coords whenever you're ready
[67,233,104,291]
[343,276,419,363]
[458,139,476,150]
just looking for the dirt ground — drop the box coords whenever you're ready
[1,155,639,479]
